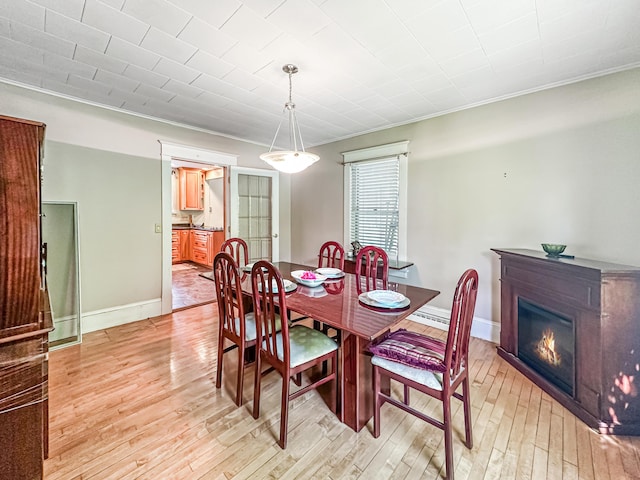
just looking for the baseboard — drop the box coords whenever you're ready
[408,305,500,344]
[82,298,162,334]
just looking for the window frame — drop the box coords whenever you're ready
[342,141,408,262]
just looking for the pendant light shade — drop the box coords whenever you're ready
[260,64,319,173]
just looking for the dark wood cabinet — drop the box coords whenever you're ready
[0,115,53,479]
[492,248,640,435]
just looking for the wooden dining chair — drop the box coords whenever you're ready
[213,251,260,406]
[370,269,479,480]
[318,241,345,270]
[355,245,389,294]
[251,260,338,449]
[220,237,249,267]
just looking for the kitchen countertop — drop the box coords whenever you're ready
[172,224,223,232]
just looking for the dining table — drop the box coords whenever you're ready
[241,261,440,432]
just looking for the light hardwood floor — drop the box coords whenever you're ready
[45,304,640,479]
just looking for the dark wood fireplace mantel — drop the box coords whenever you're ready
[492,248,640,435]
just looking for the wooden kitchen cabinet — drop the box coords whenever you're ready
[211,231,224,260]
[0,115,53,480]
[178,167,204,211]
[191,230,211,267]
[171,231,180,263]
[179,230,190,261]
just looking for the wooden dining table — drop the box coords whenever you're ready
[241,261,440,432]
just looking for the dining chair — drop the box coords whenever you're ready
[220,237,249,267]
[318,241,345,270]
[370,269,479,480]
[251,260,338,449]
[213,251,261,406]
[355,245,389,294]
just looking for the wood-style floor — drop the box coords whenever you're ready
[44,304,640,479]
[172,262,216,310]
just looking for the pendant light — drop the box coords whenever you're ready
[260,64,319,173]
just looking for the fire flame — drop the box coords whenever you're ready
[536,328,561,366]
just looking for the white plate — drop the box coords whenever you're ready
[367,290,406,306]
[257,279,296,293]
[240,262,267,272]
[315,267,345,278]
[359,291,410,310]
[290,270,327,287]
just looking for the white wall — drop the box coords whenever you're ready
[290,68,640,331]
[1,81,290,330]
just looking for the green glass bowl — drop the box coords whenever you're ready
[541,243,567,256]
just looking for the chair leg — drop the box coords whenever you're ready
[235,345,244,406]
[279,375,290,449]
[373,366,381,438]
[443,393,454,480]
[215,336,224,389]
[252,353,262,420]
[462,375,473,449]
[329,353,337,414]
[403,385,410,405]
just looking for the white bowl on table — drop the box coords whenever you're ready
[290,270,327,287]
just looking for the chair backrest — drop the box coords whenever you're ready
[221,237,249,267]
[213,251,247,342]
[355,245,389,294]
[318,241,345,270]
[445,269,479,380]
[251,260,289,369]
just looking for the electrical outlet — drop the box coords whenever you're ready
[154,224,162,233]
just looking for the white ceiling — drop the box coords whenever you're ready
[1,0,639,148]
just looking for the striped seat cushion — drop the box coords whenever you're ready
[369,329,447,372]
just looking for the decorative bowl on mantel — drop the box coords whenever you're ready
[541,243,567,257]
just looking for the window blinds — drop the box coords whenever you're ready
[348,157,400,257]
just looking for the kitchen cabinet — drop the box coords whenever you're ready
[178,167,204,211]
[211,231,224,260]
[0,115,53,480]
[172,228,224,267]
[179,230,190,261]
[191,230,211,266]
[171,231,180,263]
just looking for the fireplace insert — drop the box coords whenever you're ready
[518,298,575,395]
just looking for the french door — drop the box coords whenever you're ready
[230,167,279,262]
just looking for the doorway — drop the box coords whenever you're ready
[159,143,280,314]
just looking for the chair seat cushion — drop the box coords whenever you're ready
[372,355,444,390]
[236,312,281,341]
[270,325,338,368]
[368,329,447,372]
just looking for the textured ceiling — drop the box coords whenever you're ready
[1,0,639,148]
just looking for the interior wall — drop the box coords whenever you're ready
[290,67,640,325]
[43,141,161,312]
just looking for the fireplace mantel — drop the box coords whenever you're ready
[492,248,640,435]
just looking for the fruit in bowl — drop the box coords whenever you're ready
[541,243,567,256]
[291,270,326,287]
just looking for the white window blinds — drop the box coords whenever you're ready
[348,157,400,257]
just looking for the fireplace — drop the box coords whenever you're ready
[492,248,640,435]
[517,299,574,395]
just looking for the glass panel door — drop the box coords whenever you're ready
[230,167,279,262]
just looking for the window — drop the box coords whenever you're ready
[343,142,408,261]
